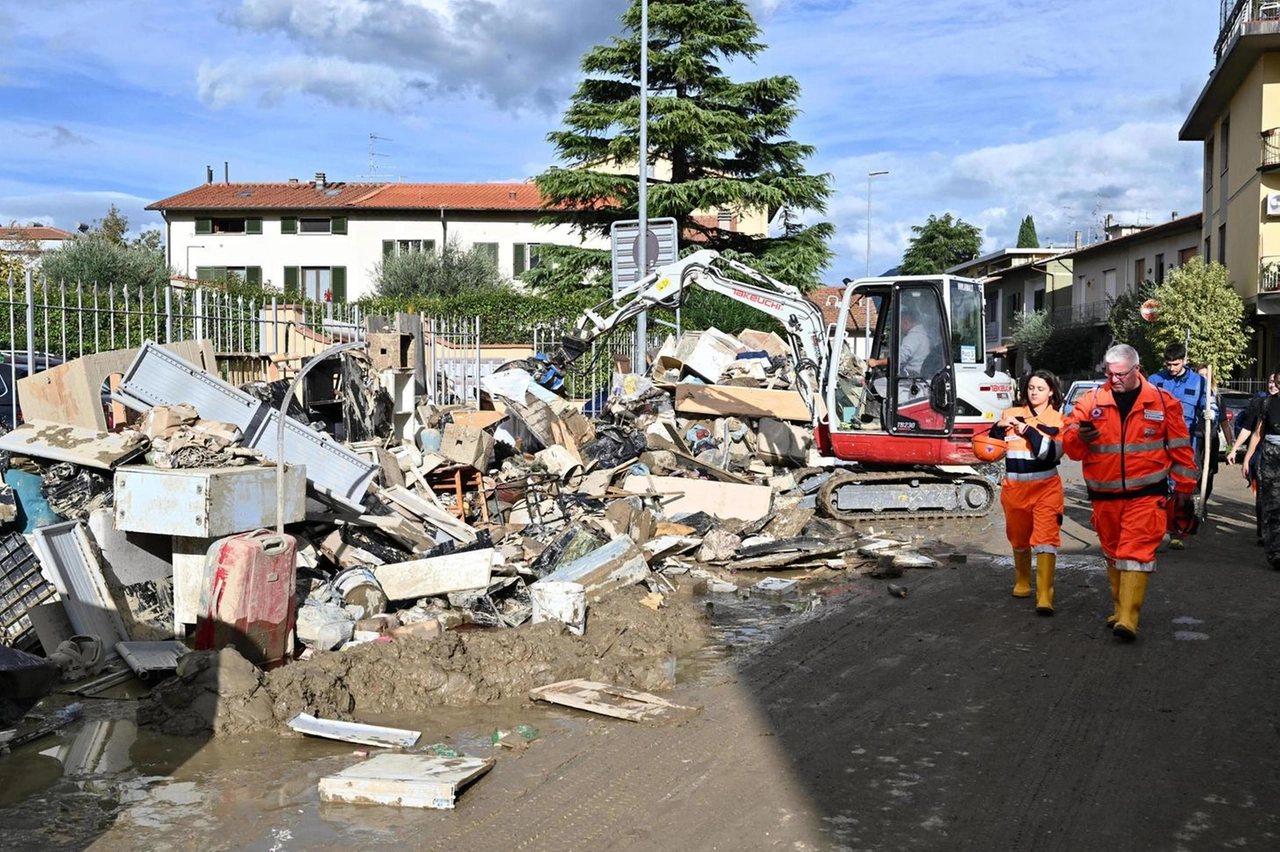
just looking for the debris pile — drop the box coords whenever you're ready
[0,326,944,739]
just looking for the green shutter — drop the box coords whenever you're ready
[382,240,394,257]
[246,218,263,235]
[331,216,347,235]
[195,266,213,281]
[213,267,228,280]
[246,266,262,285]
[424,240,437,255]
[195,218,212,235]
[281,216,297,235]
[330,267,347,303]
[513,244,526,275]
[284,266,300,298]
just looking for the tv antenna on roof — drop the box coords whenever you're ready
[359,134,393,180]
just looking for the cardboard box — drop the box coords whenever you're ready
[674,384,812,423]
[681,328,746,382]
[439,423,495,471]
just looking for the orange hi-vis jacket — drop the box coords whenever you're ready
[1062,378,1198,499]
[988,405,1064,483]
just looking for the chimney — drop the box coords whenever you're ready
[1104,213,1114,230]
[1171,211,1178,220]
[314,171,327,189]
[206,165,213,184]
[224,161,229,183]
[1074,230,1082,249]
[288,177,299,186]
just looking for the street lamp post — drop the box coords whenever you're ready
[636,0,649,370]
[865,170,888,349]
[186,244,204,280]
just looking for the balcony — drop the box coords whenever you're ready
[1263,129,1280,169]
[1049,301,1111,326]
[1261,257,1280,292]
[1216,1,1280,64]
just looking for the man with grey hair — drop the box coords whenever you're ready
[1062,343,1197,640]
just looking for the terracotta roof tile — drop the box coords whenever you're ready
[148,181,555,212]
[0,225,74,241]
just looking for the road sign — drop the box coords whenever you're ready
[610,218,678,294]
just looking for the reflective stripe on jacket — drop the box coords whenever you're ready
[989,405,1064,483]
[1062,378,1198,498]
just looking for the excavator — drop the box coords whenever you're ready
[518,249,1015,520]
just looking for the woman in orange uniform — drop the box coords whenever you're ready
[987,370,1066,614]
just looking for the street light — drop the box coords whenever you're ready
[865,170,888,350]
[186,244,204,280]
[866,170,888,278]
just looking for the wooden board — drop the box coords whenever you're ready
[674,384,811,423]
[620,475,771,522]
[288,712,421,748]
[529,679,700,723]
[318,753,494,809]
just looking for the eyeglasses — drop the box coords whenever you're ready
[1104,365,1138,380]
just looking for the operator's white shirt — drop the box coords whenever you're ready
[899,323,930,377]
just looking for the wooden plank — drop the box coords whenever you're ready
[379,485,477,544]
[0,421,148,470]
[372,549,495,601]
[529,679,700,723]
[288,712,421,748]
[675,383,811,423]
[318,753,494,809]
[621,474,771,522]
[449,410,506,430]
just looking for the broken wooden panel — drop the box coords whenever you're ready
[621,474,772,522]
[373,549,495,601]
[0,421,148,470]
[539,537,649,598]
[318,753,494,809]
[288,711,421,748]
[15,340,216,432]
[529,679,700,723]
[674,384,811,423]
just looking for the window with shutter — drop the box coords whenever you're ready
[284,266,300,298]
[331,267,347,303]
[195,266,214,281]
[246,267,262,286]
[331,216,347,235]
[246,218,263,235]
[382,240,395,257]
[281,217,297,235]
[195,218,212,235]
[513,244,526,275]
[475,242,499,266]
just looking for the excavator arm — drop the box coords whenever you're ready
[541,249,828,424]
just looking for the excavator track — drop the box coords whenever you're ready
[817,468,997,522]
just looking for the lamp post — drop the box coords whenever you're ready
[186,244,204,280]
[636,0,649,370]
[865,170,888,349]
[865,170,888,278]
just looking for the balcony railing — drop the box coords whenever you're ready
[1263,130,1280,168]
[1049,301,1111,326]
[1261,256,1280,292]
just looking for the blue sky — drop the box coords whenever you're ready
[0,0,1219,279]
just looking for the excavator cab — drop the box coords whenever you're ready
[826,279,960,465]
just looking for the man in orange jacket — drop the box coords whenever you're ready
[1063,344,1197,641]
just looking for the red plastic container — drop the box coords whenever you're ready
[194,529,297,668]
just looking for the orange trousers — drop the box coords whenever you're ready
[1001,476,1063,554]
[1090,494,1165,572]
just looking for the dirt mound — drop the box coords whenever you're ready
[139,584,709,736]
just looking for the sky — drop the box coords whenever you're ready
[0,0,1221,280]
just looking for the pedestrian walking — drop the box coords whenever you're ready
[982,370,1065,614]
[1149,343,1207,549]
[1225,374,1278,543]
[1063,344,1197,641]
[1240,372,1280,567]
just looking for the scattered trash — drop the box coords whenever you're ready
[888,583,909,598]
[529,679,701,723]
[288,712,421,748]
[318,753,495,809]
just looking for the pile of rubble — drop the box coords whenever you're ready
[0,327,938,736]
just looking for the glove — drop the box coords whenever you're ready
[1172,491,1193,510]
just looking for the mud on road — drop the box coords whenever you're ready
[4,460,1279,852]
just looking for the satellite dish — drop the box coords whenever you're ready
[1140,299,1160,323]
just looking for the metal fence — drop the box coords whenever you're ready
[533,323,667,411]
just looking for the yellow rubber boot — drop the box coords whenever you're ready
[1105,563,1121,627]
[1112,571,1150,641]
[1012,549,1032,598]
[1035,553,1056,615]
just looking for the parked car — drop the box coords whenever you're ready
[1062,379,1104,418]
[0,352,65,430]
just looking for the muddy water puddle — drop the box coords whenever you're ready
[0,574,850,851]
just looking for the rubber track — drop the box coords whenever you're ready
[818,469,997,522]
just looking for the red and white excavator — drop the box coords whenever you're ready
[530,249,1015,520]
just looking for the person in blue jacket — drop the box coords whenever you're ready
[1149,342,1207,549]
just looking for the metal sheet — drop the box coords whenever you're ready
[31,521,127,658]
[113,465,307,537]
[0,421,148,470]
[288,712,421,748]
[120,340,376,509]
[114,641,189,680]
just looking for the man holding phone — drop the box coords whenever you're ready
[1063,344,1197,641]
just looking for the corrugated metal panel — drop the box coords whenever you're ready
[31,521,127,658]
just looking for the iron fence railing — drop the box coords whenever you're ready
[533,323,666,411]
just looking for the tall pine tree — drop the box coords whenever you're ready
[530,0,833,294]
[1016,215,1039,248]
